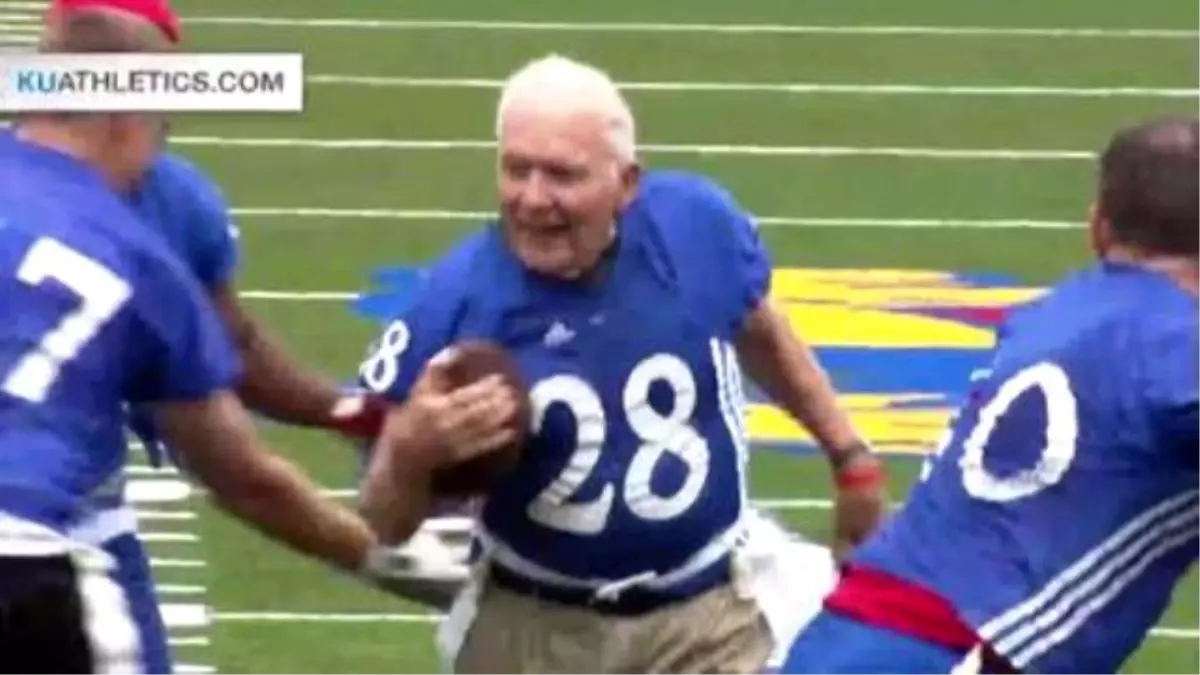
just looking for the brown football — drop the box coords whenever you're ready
[430,340,532,497]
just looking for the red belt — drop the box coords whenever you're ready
[824,565,1016,672]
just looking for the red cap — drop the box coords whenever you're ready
[47,0,182,44]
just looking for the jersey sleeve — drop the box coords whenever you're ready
[178,164,240,289]
[356,263,466,403]
[126,246,242,403]
[692,177,773,325]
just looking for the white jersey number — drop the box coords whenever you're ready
[527,353,715,535]
[359,319,411,393]
[3,238,132,403]
[924,361,1079,501]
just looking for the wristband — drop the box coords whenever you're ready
[835,459,885,491]
[329,393,387,440]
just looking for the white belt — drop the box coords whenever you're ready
[67,505,139,545]
[0,510,73,556]
[477,518,747,602]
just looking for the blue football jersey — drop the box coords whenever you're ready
[122,152,241,471]
[359,171,770,581]
[854,262,1199,673]
[130,152,240,290]
[0,134,241,535]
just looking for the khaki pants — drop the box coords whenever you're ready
[451,577,772,674]
[439,512,837,673]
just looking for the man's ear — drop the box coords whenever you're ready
[1087,202,1112,259]
[617,162,642,211]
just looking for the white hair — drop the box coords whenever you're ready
[495,54,637,163]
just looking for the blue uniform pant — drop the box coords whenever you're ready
[103,533,173,674]
[782,609,979,674]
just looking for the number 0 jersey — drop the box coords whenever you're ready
[359,171,770,584]
[853,262,1199,673]
[0,133,240,538]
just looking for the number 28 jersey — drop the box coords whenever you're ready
[359,171,771,581]
[853,262,1199,673]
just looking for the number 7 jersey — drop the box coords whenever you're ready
[359,171,770,582]
[853,262,1199,673]
[0,133,240,537]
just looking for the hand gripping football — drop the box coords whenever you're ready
[430,340,532,497]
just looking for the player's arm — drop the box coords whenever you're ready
[699,183,869,464]
[157,392,374,570]
[737,303,868,467]
[353,268,478,544]
[158,367,511,562]
[209,283,374,433]
[358,347,517,545]
[131,252,382,575]
[701,182,884,558]
[133,251,449,585]
[351,257,512,605]
[352,249,513,533]
[183,168,382,440]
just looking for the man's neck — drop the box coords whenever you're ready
[573,224,620,286]
[1106,247,1199,296]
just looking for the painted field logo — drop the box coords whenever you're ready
[750,268,1043,455]
[350,266,1044,457]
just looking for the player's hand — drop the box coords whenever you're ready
[328,387,388,441]
[359,527,471,609]
[831,451,887,564]
[402,347,520,464]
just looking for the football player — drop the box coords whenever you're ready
[781,116,1199,674]
[33,1,498,671]
[0,10,521,673]
[357,54,886,673]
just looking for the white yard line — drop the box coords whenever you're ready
[231,206,1081,230]
[179,16,1195,39]
[240,290,357,300]
[171,135,1093,160]
[157,584,209,596]
[169,637,210,648]
[0,4,1188,38]
[141,532,201,543]
[136,510,198,521]
[150,557,207,568]
[216,611,440,624]
[307,74,1198,99]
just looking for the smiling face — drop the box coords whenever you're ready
[496,105,639,280]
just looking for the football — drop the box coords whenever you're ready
[430,340,532,497]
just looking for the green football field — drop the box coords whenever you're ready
[5,0,1198,671]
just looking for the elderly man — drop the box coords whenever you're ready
[782,117,1199,674]
[359,54,886,673]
